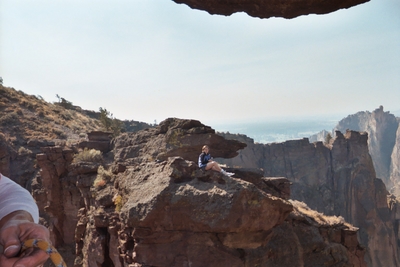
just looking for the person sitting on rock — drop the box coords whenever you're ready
[198,145,234,176]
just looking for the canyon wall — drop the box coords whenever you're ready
[0,118,369,266]
[218,129,400,267]
[334,106,399,189]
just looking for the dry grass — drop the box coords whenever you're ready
[290,200,353,228]
[0,85,102,143]
[93,165,113,189]
[73,148,103,163]
[113,194,123,212]
[93,178,107,188]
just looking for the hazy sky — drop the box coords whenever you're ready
[1,0,399,126]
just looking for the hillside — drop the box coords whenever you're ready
[0,85,151,186]
[0,86,368,266]
[0,86,101,142]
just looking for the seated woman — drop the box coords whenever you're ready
[198,145,234,176]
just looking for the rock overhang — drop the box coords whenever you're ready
[173,0,370,19]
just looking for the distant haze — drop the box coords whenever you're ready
[1,0,399,126]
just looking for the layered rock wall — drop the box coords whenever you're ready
[218,130,400,266]
[27,119,368,266]
[334,106,399,189]
[391,119,400,195]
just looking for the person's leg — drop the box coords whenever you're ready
[205,161,222,172]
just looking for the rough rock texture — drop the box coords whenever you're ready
[112,118,247,165]
[391,119,400,196]
[0,133,13,177]
[218,130,400,267]
[334,106,399,189]
[25,118,367,267]
[78,131,113,153]
[173,0,369,19]
[32,146,78,266]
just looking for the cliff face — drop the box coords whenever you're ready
[219,130,400,267]
[334,106,399,190]
[0,87,380,266]
[21,118,366,267]
[391,119,400,196]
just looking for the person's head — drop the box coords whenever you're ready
[202,145,209,153]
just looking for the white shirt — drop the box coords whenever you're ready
[0,173,39,223]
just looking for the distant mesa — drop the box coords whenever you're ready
[173,0,369,19]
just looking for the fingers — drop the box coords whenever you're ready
[0,221,50,266]
[1,225,22,258]
[0,253,19,267]
[13,246,49,267]
[3,244,21,258]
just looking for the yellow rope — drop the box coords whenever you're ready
[21,239,67,267]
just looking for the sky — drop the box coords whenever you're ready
[1,0,399,127]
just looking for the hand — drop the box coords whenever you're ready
[0,210,50,267]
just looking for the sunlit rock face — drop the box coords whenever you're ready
[218,130,400,267]
[29,118,367,267]
[173,0,369,19]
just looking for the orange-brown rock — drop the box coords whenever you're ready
[219,130,400,266]
[28,118,367,267]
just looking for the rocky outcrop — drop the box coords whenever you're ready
[78,131,113,152]
[29,118,367,267]
[0,133,13,177]
[115,157,365,267]
[391,120,400,196]
[218,130,400,267]
[112,118,247,165]
[32,146,78,266]
[173,0,369,19]
[334,106,399,189]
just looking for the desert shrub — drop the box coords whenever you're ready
[0,112,19,125]
[99,107,123,137]
[73,148,103,163]
[93,165,113,189]
[55,95,74,109]
[93,177,106,189]
[113,194,123,212]
[60,110,73,121]
[20,100,36,110]
[37,109,45,117]
[52,127,64,136]
[97,165,112,180]
[18,146,32,155]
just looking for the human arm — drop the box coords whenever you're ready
[198,153,210,168]
[0,174,49,266]
[0,175,39,223]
